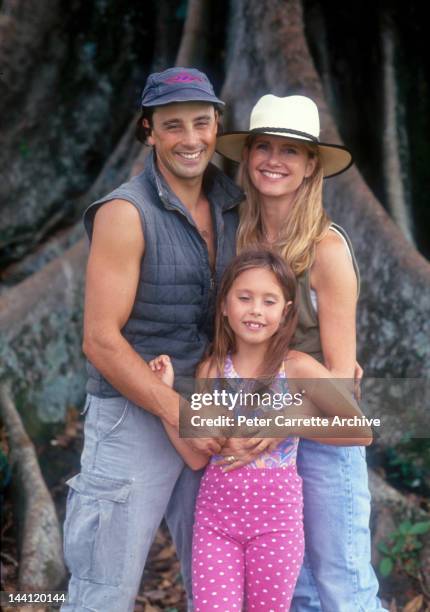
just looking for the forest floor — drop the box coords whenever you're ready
[0,408,429,611]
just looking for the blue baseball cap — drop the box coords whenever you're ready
[140,67,225,108]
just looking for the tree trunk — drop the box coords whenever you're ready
[175,0,210,67]
[300,2,336,115]
[0,1,154,265]
[381,15,414,243]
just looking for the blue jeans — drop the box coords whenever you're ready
[291,439,386,612]
[62,394,203,612]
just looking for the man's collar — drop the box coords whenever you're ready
[144,149,244,212]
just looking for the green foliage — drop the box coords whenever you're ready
[385,438,430,494]
[377,520,430,578]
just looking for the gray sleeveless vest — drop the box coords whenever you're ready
[84,151,243,397]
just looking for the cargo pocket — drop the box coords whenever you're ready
[63,472,131,586]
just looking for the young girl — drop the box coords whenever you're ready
[149,249,372,612]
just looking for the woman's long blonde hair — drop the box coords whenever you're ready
[236,137,330,276]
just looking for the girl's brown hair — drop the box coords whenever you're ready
[209,249,298,380]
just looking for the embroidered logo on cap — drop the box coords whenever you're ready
[164,71,204,84]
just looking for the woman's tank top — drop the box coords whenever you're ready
[210,353,299,469]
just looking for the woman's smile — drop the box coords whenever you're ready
[248,134,316,200]
[259,169,289,180]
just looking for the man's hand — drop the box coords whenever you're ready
[148,354,174,388]
[215,437,283,472]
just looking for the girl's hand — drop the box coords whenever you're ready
[148,354,174,388]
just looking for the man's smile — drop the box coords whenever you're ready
[176,150,205,161]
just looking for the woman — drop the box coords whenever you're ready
[216,95,385,611]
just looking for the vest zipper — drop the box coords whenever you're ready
[157,182,217,325]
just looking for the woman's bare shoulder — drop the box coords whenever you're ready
[315,229,350,264]
[312,228,356,290]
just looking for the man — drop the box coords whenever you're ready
[62,67,243,612]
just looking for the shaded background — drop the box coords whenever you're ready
[0,1,429,610]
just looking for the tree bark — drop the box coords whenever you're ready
[0,240,87,431]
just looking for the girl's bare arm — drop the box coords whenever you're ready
[149,355,209,471]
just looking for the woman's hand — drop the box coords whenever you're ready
[354,361,363,400]
[148,354,174,388]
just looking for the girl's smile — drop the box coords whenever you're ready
[242,320,266,330]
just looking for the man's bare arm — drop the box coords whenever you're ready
[82,200,180,427]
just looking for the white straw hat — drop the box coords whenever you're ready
[216,94,352,178]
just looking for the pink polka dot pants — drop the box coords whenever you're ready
[192,464,304,611]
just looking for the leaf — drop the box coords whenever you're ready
[399,520,413,535]
[391,536,405,554]
[377,541,390,555]
[403,594,423,612]
[409,521,430,535]
[379,557,394,577]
